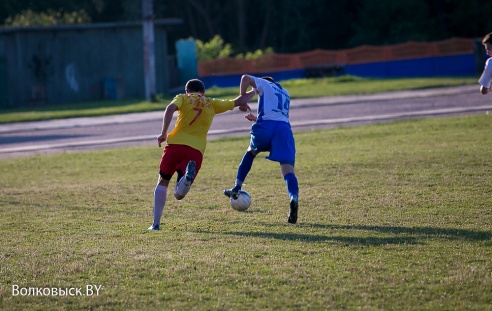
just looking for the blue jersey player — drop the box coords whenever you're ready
[224,75,300,224]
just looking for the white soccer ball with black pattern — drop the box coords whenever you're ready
[230,190,251,211]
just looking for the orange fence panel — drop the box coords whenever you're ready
[390,41,436,60]
[198,57,251,76]
[344,45,392,64]
[434,37,474,56]
[297,49,346,67]
[198,37,476,77]
[250,53,301,72]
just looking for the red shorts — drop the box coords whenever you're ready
[159,144,203,182]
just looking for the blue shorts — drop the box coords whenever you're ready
[248,120,296,166]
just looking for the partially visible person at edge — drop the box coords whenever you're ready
[479,32,492,94]
[148,79,256,230]
[223,74,300,224]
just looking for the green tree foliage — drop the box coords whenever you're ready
[3,9,91,27]
[349,0,436,46]
[428,0,492,39]
[1,0,492,53]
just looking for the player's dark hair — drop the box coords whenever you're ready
[261,76,275,83]
[483,32,492,45]
[185,79,205,93]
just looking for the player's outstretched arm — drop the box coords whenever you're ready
[157,103,177,147]
[233,88,256,111]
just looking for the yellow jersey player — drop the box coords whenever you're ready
[148,79,255,230]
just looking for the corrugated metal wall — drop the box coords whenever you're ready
[0,58,7,108]
[0,20,180,108]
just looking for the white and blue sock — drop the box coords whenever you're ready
[284,173,299,200]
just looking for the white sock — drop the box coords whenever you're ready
[174,176,191,198]
[153,185,167,226]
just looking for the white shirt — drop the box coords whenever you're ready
[478,57,492,88]
[254,77,290,123]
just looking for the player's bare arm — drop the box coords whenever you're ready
[157,103,178,147]
[240,75,257,95]
[234,89,256,111]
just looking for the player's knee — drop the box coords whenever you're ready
[280,163,295,176]
[158,174,171,187]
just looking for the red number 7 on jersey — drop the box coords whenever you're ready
[189,107,203,125]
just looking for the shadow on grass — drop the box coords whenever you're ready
[305,223,492,241]
[195,224,491,246]
[222,231,421,245]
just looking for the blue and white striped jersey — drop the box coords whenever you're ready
[253,77,291,123]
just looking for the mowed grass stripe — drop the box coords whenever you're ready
[0,114,491,310]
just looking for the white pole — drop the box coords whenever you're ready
[142,0,156,101]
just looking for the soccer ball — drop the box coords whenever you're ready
[230,190,251,211]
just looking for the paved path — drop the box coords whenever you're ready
[1,85,491,158]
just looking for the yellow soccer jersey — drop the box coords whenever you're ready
[167,93,235,154]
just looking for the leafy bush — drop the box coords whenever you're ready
[195,35,274,61]
[235,47,274,59]
[195,35,233,62]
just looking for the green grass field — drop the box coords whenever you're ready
[0,76,477,124]
[0,114,491,310]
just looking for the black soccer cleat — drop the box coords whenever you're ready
[223,186,240,200]
[288,196,298,224]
